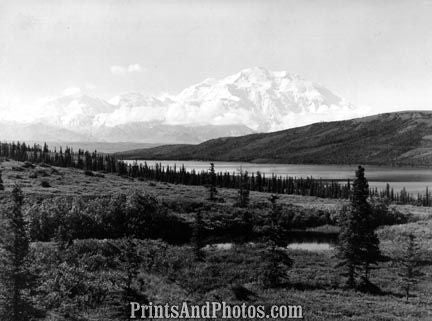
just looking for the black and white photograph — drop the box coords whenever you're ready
[0,0,431,320]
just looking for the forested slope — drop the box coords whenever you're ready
[118,111,432,166]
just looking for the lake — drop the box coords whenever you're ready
[204,242,334,252]
[287,242,334,252]
[128,160,432,194]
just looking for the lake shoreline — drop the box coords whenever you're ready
[123,157,432,169]
[124,159,432,194]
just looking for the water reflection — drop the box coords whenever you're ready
[287,242,333,251]
[204,243,234,250]
[204,241,335,252]
[131,160,432,194]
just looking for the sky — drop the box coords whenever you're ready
[1,0,432,117]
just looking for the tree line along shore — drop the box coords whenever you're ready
[0,141,431,206]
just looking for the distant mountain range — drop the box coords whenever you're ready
[117,111,432,166]
[0,67,356,144]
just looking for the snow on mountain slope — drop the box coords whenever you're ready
[0,67,359,143]
[36,93,118,130]
[172,67,348,130]
[108,66,355,131]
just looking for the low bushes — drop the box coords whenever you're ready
[84,170,94,176]
[40,180,51,188]
[28,191,191,244]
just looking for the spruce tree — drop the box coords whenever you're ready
[192,210,205,262]
[237,169,250,208]
[241,209,253,242]
[0,185,39,320]
[337,166,381,289]
[0,170,4,191]
[355,167,381,287]
[207,163,217,201]
[337,207,359,287]
[261,195,292,288]
[396,234,424,301]
[110,238,148,320]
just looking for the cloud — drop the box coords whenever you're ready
[62,87,81,96]
[110,64,143,75]
[127,64,142,72]
[85,83,96,90]
[110,66,127,75]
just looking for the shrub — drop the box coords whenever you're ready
[370,199,409,226]
[50,168,61,175]
[22,161,35,169]
[40,180,51,188]
[28,192,191,243]
[278,206,334,229]
[84,170,94,176]
[36,169,50,177]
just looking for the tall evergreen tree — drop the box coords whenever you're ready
[237,169,250,208]
[110,238,148,320]
[337,207,359,287]
[241,209,253,242]
[337,166,381,289]
[192,210,205,262]
[0,185,40,320]
[396,234,424,301]
[207,163,217,201]
[260,195,292,288]
[0,170,4,191]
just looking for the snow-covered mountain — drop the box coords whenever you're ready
[36,94,118,131]
[98,67,355,132]
[166,66,354,131]
[0,67,358,144]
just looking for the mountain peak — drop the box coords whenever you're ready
[169,67,354,131]
[3,67,360,143]
[231,66,302,83]
[43,67,355,132]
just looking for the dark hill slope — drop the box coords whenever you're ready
[118,111,432,166]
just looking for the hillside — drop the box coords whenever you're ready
[118,111,432,166]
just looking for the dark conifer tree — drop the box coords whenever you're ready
[355,168,381,287]
[337,166,381,289]
[110,238,148,320]
[207,163,217,201]
[192,210,205,262]
[260,195,292,288]
[0,186,40,320]
[237,169,250,208]
[0,170,4,191]
[396,234,424,301]
[241,209,253,242]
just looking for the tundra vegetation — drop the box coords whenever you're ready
[0,142,431,320]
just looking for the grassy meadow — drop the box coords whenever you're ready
[0,160,431,320]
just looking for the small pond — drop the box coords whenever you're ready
[204,241,334,252]
[286,242,334,251]
[203,231,337,252]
